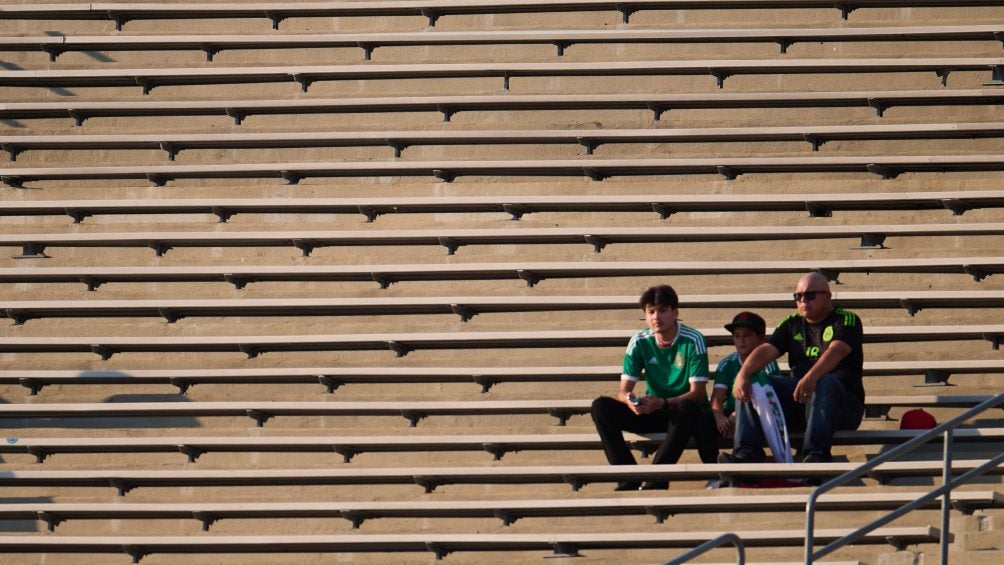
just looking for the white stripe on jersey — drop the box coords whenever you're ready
[677,324,707,355]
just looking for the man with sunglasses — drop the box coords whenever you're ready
[719,272,865,465]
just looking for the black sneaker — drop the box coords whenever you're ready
[801,452,830,464]
[614,481,642,491]
[718,451,765,464]
[801,452,830,486]
[640,481,669,490]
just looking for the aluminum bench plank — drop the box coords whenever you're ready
[5,122,1004,161]
[4,428,1001,464]
[0,461,997,493]
[2,25,1002,61]
[3,359,1004,394]
[0,257,1001,289]
[4,223,1003,258]
[0,528,939,562]
[3,290,1004,325]
[0,492,996,531]
[0,326,1001,361]
[0,58,1000,94]
[4,155,1004,187]
[3,0,1003,27]
[2,190,1004,222]
[3,90,1002,125]
[0,395,995,428]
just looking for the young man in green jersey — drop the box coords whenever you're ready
[720,272,865,465]
[590,284,718,491]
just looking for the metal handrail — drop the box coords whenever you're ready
[805,392,1004,564]
[663,532,745,565]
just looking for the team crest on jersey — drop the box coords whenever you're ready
[674,353,684,368]
[823,326,834,341]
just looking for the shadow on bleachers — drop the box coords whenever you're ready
[81,51,115,63]
[2,383,200,428]
[1,59,74,96]
[0,497,49,533]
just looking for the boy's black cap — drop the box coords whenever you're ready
[725,311,766,335]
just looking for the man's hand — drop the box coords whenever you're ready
[793,340,849,403]
[713,411,733,437]
[629,395,663,415]
[793,375,817,404]
[733,373,752,403]
[731,342,779,404]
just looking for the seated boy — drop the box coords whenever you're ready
[711,312,780,439]
[590,284,718,491]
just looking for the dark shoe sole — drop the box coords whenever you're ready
[614,482,642,491]
[640,481,669,490]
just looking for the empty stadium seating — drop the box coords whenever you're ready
[2,0,1003,563]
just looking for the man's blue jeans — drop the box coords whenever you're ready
[733,373,864,462]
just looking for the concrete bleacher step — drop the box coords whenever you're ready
[1,325,1001,361]
[2,0,1001,29]
[5,428,1003,464]
[2,491,997,531]
[5,223,1004,259]
[4,290,1002,327]
[1,257,1001,290]
[2,58,997,95]
[3,359,1003,395]
[5,154,1004,188]
[3,90,1003,125]
[0,394,997,428]
[2,25,1003,62]
[0,527,941,563]
[6,122,1004,161]
[3,190,1004,223]
[2,461,1000,495]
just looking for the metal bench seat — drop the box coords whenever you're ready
[4,428,1002,464]
[3,90,1001,126]
[2,25,1002,62]
[5,223,1004,258]
[0,257,1000,290]
[2,190,1003,222]
[3,359,1003,395]
[3,0,1003,28]
[0,58,1000,95]
[1,460,998,494]
[1,492,996,532]
[4,155,1004,188]
[0,527,940,563]
[0,394,996,427]
[4,122,1004,161]
[3,290,1002,326]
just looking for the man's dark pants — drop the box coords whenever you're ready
[591,396,719,466]
[732,373,864,462]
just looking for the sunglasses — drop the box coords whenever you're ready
[793,291,826,302]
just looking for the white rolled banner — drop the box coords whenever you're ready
[749,379,794,464]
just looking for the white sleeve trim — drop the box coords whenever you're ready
[621,373,640,382]
[689,375,710,383]
[713,382,728,389]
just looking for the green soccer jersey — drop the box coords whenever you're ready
[713,351,781,415]
[622,322,710,400]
